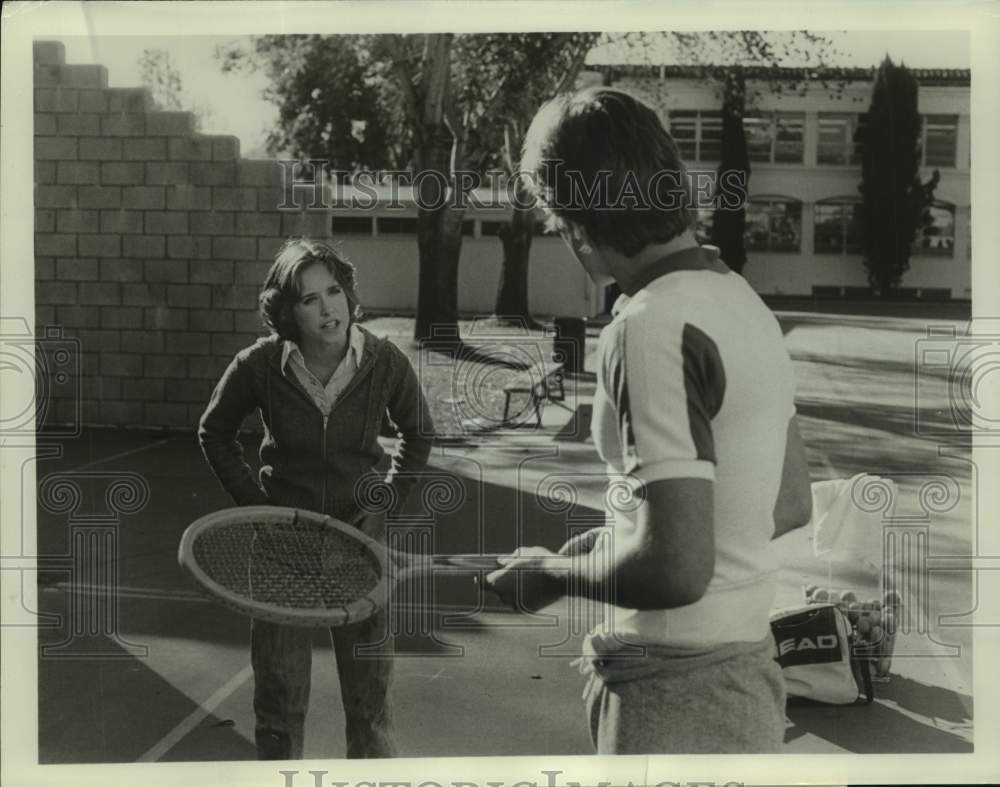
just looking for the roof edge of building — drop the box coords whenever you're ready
[589,64,970,87]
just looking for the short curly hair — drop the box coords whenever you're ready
[258,237,362,343]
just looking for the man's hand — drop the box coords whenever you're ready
[485,547,566,612]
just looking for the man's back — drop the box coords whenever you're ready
[590,248,796,651]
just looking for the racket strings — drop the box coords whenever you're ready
[192,518,382,611]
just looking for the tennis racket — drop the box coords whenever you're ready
[178,506,504,627]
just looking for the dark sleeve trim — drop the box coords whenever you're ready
[608,324,638,471]
[682,323,726,464]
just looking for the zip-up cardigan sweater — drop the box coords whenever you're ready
[198,328,433,522]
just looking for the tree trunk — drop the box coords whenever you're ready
[493,198,535,322]
[415,202,465,342]
[410,35,466,344]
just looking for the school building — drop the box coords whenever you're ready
[601,64,971,305]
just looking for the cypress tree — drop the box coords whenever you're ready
[710,68,751,275]
[858,56,939,297]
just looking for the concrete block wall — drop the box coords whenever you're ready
[33,40,332,431]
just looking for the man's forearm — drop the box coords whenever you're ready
[560,532,706,611]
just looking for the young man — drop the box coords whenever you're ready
[486,88,813,754]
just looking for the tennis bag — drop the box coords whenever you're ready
[770,602,873,705]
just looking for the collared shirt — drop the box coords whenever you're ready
[281,323,366,417]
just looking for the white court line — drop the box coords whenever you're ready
[137,664,254,762]
[70,436,174,472]
[50,581,497,615]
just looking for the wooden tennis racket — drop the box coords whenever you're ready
[178,506,504,627]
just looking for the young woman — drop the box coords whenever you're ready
[199,237,433,759]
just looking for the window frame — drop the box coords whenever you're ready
[813,197,862,255]
[742,111,806,165]
[668,109,723,164]
[921,114,959,169]
[817,113,866,167]
[744,196,803,254]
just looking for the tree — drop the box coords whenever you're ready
[220,33,598,342]
[858,56,939,296]
[138,48,214,130]
[382,34,608,339]
[217,36,405,170]
[709,69,751,275]
[476,34,598,324]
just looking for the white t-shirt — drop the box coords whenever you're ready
[588,245,797,652]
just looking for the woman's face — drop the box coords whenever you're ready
[291,262,351,351]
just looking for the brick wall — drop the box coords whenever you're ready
[33,40,332,431]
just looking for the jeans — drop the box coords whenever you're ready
[251,611,395,759]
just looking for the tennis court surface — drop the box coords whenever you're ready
[35,309,975,760]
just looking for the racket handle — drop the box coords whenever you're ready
[433,554,505,570]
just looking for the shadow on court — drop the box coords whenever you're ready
[786,685,973,753]
[38,629,256,763]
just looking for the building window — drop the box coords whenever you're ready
[744,112,805,164]
[922,115,958,168]
[745,198,802,252]
[814,198,862,254]
[913,202,955,257]
[817,114,866,166]
[668,110,722,163]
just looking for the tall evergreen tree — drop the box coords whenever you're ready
[858,56,939,296]
[709,69,750,275]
